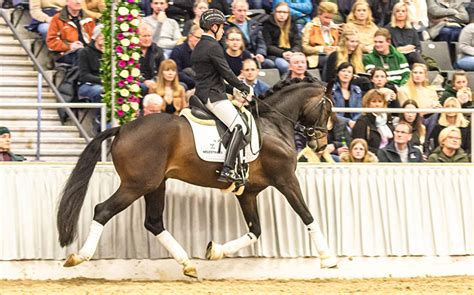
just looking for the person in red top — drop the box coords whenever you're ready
[46,0,95,65]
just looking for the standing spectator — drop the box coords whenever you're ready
[345,0,378,53]
[0,127,25,162]
[352,89,394,154]
[263,1,302,76]
[170,24,202,91]
[138,22,165,96]
[182,0,208,36]
[144,0,183,58]
[339,138,378,163]
[428,126,469,162]
[455,4,474,71]
[440,71,469,105]
[81,0,105,19]
[302,1,339,69]
[28,0,65,40]
[225,0,274,69]
[78,25,104,130]
[363,28,411,86]
[426,97,471,153]
[332,62,362,123]
[149,60,186,115]
[142,94,164,116]
[46,0,95,65]
[240,58,269,98]
[272,0,313,31]
[224,28,252,76]
[393,99,427,151]
[398,63,440,109]
[377,121,423,162]
[387,2,425,66]
[322,26,365,83]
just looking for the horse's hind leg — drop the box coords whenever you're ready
[274,175,338,268]
[206,190,260,260]
[64,183,144,267]
[143,181,197,278]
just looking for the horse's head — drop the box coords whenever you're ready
[300,82,334,153]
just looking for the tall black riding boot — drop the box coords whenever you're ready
[218,125,244,183]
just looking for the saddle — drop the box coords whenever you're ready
[188,95,251,149]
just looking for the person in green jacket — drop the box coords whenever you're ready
[440,71,470,105]
[0,127,26,162]
[363,28,410,86]
[428,126,470,163]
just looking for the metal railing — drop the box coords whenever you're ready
[332,107,474,163]
[0,9,92,142]
[0,102,107,162]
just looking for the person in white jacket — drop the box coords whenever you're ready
[455,3,474,71]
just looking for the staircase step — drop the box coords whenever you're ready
[0,70,44,77]
[0,59,34,70]
[0,39,21,46]
[0,91,55,98]
[12,140,87,150]
[0,27,13,36]
[15,148,84,156]
[0,35,15,42]
[9,126,81,138]
[0,109,59,116]
[0,113,59,121]
[0,97,57,103]
[0,48,28,57]
[0,79,49,86]
[0,86,52,92]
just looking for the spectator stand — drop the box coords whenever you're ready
[258,68,280,87]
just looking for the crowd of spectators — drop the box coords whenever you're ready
[3,0,473,163]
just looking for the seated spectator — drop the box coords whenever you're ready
[78,25,104,130]
[170,24,201,91]
[352,89,394,154]
[332,62,362,122]
[302,1,339,69]
[142,93,164,116]
[398,63,440,109]
[387,2,425,66]
[377,121,423,162]
[144,0,183,58]
[322,26,365,83]
[393,99,427,152]
[81,0,105,19]
[440,71,469,105]
[401,0,430,39]
[225,0,274,69]
[149,60,186,115]
[224,28,252,76]
[455,4,474,71]
[263,1,302,76]
[426,97,471,153]
[28,0,65,40]
[368,67,399,108]
[0,127,26,162]
[339,138,378,163]
[344,0,379,53]
[46,0,95,65]
[240,58,269,98]
[284,52,310,80]
[428,126,469,162]
[326,112,353,161]
[182,0,208,36]
[363,28,410,86]
[427,0,469,61]
[139,22,165,96]
[273,0,313,31]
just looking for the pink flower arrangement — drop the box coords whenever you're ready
[116,46,123,53]
[128,59,135,65]
[117,33,124,40]
[117,97,124,104]
[126,75,134,83]
[118,80,125,88]
[117,110,125,117]
[118,60,127,68]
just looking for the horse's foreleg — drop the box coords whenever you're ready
[274,177,338,268]
[206,191,260,260]
[144,182,197,278]
[64,183,145,267]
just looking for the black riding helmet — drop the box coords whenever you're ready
[200,9,225,31]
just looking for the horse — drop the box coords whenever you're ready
[57,76,336,278]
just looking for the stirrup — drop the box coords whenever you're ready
[217,167,242,183]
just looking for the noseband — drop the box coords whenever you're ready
[296,94,331,143]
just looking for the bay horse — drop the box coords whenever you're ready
[57,76,337,278]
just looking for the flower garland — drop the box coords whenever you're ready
[101,0,142,125]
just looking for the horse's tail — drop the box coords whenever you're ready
[57,126,120,247]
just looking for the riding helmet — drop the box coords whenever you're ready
[200,9,225,31]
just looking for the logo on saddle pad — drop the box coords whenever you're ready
[181,108,260,163]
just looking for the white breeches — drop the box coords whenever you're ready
[206,99,248,134]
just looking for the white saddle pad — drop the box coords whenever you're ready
[181,108,260,163]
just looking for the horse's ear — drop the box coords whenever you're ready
[325,80,334,99]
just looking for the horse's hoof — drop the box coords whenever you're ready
[205,241,224,260]
[320,255,338,269]
[63,253,88,267]
[183,261,198,278]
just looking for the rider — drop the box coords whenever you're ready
[191,9,253,183]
